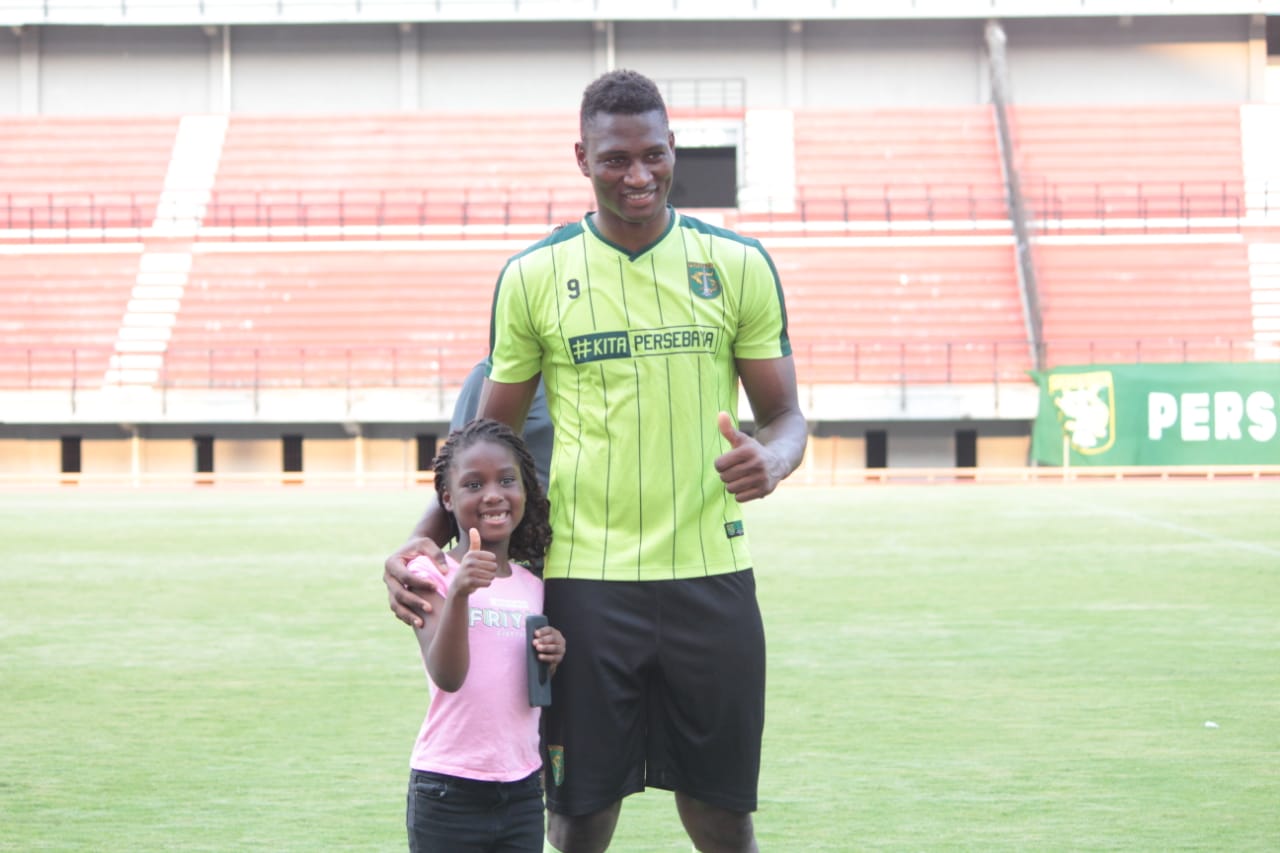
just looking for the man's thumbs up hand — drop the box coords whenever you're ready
[713,411,782,503]
[718,411,746,448]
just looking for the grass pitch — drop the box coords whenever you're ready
[1,481,1277,851]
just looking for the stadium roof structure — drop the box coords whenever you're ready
[2,0,1278,27]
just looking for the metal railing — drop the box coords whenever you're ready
[0,187,594,240]
[2,337,1267,394]
[657,77,746,110]
[1025,179,1256,230]
[201,187,594,231]
[2,179,1273,243]
[745,179,1268,228]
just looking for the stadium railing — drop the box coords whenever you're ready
[743,182,1010,228]
[2,180,1269,242]
[201,187,593,231]
[1025,179,1249,232]
[1,336,1267,395]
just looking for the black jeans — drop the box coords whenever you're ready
[406,768,545,853]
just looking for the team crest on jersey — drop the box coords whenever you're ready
[688,263,722,299]
[548,745,565,786]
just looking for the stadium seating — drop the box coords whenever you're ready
[0,116,177,231]
[788,107,1006,224]
[209,113,591,229]
[1034,240,1255,365]
[0,251,140,387]
[770,242,1030,384]
[161,247,504,387]
[0,105,1268,395]
[155,241,1030,389]
[1009,105,1246,223]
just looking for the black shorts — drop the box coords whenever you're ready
[541,569,765,817]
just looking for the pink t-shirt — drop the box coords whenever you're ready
[407,554,544,782]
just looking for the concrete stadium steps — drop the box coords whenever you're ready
[160,247,505,385]
[145,242,1033,389]
[216,113,584,192]
[0,116,176,207]
[1010,105,1246,219]
[0,106,1253,234]
[0,252,140,345]
[0,251,141,386]
[794,107,1002,185]
[0,104,1266,392]
[770,242,1029,383]
[1035,240,1255,365]
[0,116,177,232]
[209,113,590,227]
[790,107,1006,221]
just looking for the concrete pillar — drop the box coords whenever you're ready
[204,25,230,113]
[1247,14,1268,104]
[783,20,804,109]
[399,22,419,111]
[17,25,39,115]
[592,20,613,77]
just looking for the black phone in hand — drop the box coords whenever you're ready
[525,614,552,707]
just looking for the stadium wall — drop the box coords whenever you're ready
[0,422,435,483]
[0,15,1269,115]
[0,30,18,113]
[0,427,1032,485]
[1,11,1276,484]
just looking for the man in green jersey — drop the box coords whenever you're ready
[384,69,807,853]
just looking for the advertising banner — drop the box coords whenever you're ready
[1030,362,1280,466]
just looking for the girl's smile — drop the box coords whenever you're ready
[442,439,526,553]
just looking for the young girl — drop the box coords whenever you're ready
[405,418,564,853]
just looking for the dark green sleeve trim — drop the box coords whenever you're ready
[679,214,791,356]
[490,221,586,354]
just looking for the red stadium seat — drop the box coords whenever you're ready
[1035,241,1255,366]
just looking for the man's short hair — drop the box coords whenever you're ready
[579,69,668,136]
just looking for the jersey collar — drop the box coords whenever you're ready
[583,206,677,261]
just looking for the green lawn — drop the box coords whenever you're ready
[2,481,1277,851]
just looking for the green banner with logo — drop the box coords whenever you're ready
[1031,362,1280,466]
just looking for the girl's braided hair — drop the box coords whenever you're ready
[432,418,552,568]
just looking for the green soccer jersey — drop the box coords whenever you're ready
[488,209,791,581]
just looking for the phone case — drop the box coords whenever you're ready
[525,614,552,707]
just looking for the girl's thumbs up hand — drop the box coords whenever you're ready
[455,527,498,595]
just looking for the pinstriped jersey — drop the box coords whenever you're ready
[487,209,791,582]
